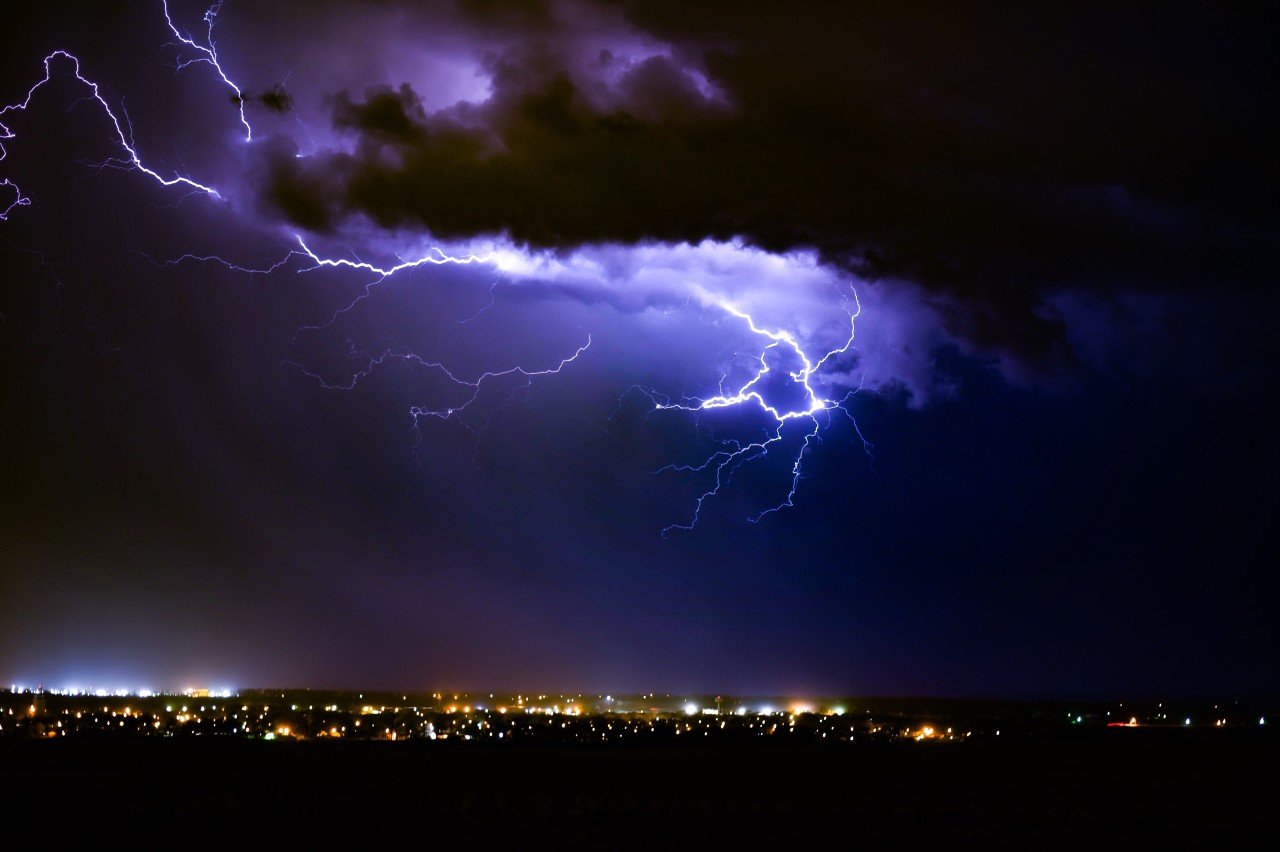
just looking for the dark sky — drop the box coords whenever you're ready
[1,0,1276,697]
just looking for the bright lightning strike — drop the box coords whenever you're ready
[158,236,590,447]
[155,233,496,338]
[633,295,869,537]
[1,2,256,218]
[2,0,866,533]
[288,253,591,455]
[161,0,253,141]
[0,48,221,216]
[289,237,500,342]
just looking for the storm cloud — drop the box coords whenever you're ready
[257,0,1279,380]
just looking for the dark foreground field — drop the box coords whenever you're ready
[4,731,1271,842]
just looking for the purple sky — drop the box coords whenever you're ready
[1,1,1276,697]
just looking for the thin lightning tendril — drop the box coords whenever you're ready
[157,236,498,343]
[157,237,590,447]
[161,0,253,142]
[282,336,592,443]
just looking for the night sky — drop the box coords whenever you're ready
[2,1,1276,697]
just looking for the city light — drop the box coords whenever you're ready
[2,686,1271,752]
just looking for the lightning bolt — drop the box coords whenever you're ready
[3,1,590,465]
[0,48,221,216]
[161,0,253,142]
[3,1,865,533]
[155,236,590,451]
[632,294,870,537]
[288,237,497,342]
[1,2,257,218]
[151,234,496,340]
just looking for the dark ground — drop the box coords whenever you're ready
[3,730,1271,843]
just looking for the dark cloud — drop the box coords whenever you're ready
[255,84,293,113]
[258,0,1278,377]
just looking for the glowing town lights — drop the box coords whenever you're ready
[684,703,699,716]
